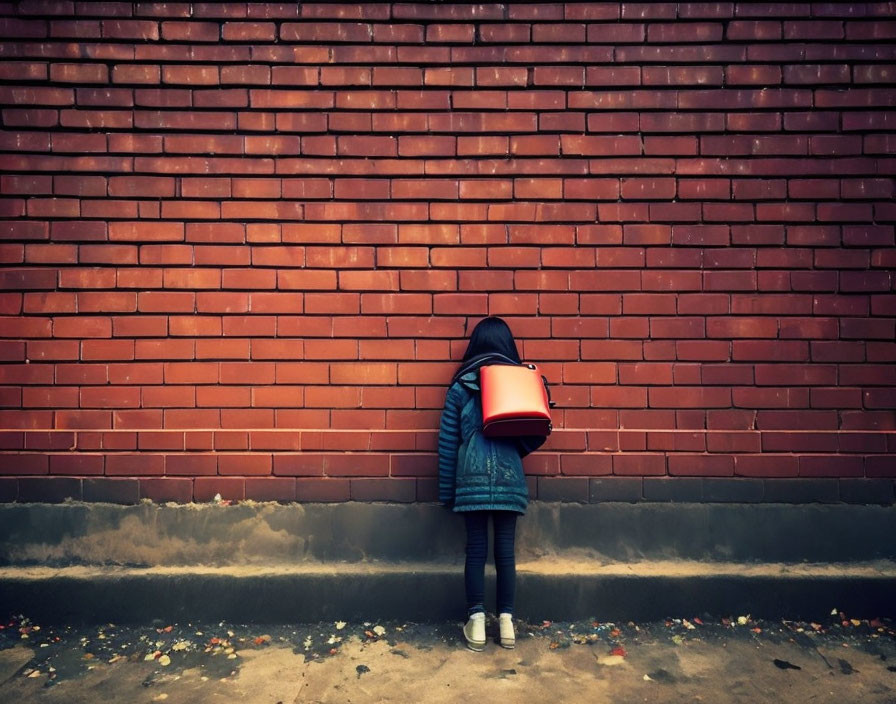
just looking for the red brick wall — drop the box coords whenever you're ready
[1,2,894,504]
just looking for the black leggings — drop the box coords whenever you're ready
[463,510,518,616]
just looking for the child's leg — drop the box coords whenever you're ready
[463,511,489,615]
[492,511,518,615]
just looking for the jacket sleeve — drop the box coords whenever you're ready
[437,384,462,507]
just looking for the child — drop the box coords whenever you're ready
[438,316,544,651]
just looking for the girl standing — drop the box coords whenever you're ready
[438,317,543,651]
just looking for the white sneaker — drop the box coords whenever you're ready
[498,612,515,649]
[463,612,486,651]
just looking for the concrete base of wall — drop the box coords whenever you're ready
[1,562,893,624]
[1,501,894,623]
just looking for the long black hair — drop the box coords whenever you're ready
[456,317,521,378]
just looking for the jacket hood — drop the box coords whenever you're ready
[451,352,520,389]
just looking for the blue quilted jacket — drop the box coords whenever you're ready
[437,368,529,514]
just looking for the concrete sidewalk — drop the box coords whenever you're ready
[0,615,894,703]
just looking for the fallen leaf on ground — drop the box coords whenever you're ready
[773,659,801,670]
[838,659,855,675]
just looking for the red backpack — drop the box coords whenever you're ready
[480,362,553,438]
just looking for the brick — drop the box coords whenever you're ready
[17,477,82,503]
[139,477,193,503]
[642,477,703,502]
[763,479,839,503]
[194,477,245,502]
[731,454,796,478]
[668,454,734,477]
[110,222,184,242]
[242,477,294,502]
[799,455,864,478]
[535,477,588,502]
[106,454,164,476]
[1,452,48,475]
[46,449,101,475]
[289,478,349,502]
[588,477,642,502]
[700,478,764,502]
[83,478,139,504]
[838,479,894,505]
[217,453,272,476]
[349,478,415,502]
[613,454,666,476]
[280,21,370,42]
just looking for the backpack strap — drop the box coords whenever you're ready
[451,352,520,384]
